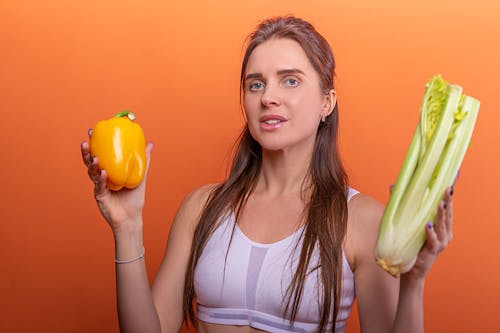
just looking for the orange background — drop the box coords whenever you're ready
[1,0,499,332]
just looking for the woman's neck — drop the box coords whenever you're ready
[256,145,313,197]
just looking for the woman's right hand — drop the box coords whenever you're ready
[80,129,154,235]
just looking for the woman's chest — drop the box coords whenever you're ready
[237,195,305,244]
[194,217,326,323]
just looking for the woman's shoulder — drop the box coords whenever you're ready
[345,190,385,270]
[174,183,220,231]
[347,190,385,223]
[184,183,218,205]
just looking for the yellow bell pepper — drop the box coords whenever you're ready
[90,111,146,191]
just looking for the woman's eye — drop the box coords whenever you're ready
[249,82,264,91]
[284,78,299,87]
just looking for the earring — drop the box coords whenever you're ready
[321,114,326,122]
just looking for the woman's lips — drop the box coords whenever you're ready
[259,115,287,130]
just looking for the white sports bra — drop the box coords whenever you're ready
[194,188,359,332]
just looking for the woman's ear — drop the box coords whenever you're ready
[322,89,337,117]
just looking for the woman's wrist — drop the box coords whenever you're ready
[112,217,144,262]
[112,216,144,237]
[114,246,145,264]
[400,271,426,291]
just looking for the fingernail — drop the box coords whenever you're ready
[426,222,433,229]
[88,128,92,136]
[450,186,454,196]
[443,201,447,210]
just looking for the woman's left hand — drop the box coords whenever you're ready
[404,187,454,281]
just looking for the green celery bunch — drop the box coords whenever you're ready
[375,75,480,277]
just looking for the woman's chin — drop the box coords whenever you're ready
[257,139,287,152]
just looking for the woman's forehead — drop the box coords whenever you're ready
[245,38,315,75]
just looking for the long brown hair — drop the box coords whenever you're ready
[183,16,348,332]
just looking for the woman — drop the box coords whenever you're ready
[81,16,453,333]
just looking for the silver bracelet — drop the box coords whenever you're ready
[114,247,145,264]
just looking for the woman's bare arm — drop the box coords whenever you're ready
[347,188,453,333]
[151,185,214,332]
[82,139,212,333]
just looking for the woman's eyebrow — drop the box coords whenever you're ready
[277,68,305,76]
[245,73,263,80]
[245,68,305,81]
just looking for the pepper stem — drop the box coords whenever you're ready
[114,111,136,121]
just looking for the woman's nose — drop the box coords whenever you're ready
[261,84,281,108]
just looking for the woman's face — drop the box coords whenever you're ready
[243,38,334,153]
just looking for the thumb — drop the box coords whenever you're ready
[141,142,154,185]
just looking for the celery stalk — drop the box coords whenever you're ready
[375,75,480,277]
